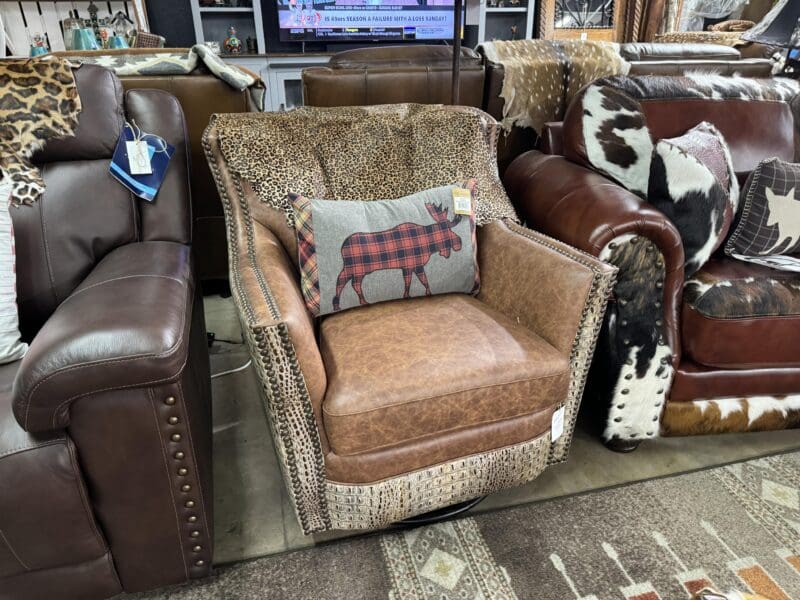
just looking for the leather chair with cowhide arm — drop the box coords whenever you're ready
[504,74,800,452]
[0,64,212,600]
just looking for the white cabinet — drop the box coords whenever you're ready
[189,0,266,56]
[476,0,536,42]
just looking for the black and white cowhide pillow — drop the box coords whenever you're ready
[648,122,738,277]
[579,84,653,197]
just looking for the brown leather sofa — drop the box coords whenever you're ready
[0,64,213,599]
[302,45,486,107]
[504,75,800,451]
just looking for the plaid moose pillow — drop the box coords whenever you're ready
[290,181,480,316]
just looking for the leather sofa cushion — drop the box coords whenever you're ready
[628,59,773,77]
[0,362,109,579]
[619,43,740,61]
[320,294,569,456]
[682,258,800,368]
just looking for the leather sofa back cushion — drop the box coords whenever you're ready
[619,43,741,62]
[328,45,482,69]
[291,182,479,316]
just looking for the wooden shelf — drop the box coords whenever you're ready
[486,7,527,12]
[199,6,255,12]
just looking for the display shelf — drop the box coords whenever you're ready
[478,0,535,42]
[190,0,265,54]
[199,7,256,12]
[486,7,528,12]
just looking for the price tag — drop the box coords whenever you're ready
[126,140,152,175]
[452,187,472,215]
[551,406,565,442]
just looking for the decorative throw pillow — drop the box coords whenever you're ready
[291,181,479,317]
[648,122,738,277]
[0,181,28,364]
[725,158,800,258]
[575,83,654,197]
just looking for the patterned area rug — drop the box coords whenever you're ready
[127,451,800,599]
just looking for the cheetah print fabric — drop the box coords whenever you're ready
[0,58,81,206]
[209,104,518,227]
[479,40,629,134]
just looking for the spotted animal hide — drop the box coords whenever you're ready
[684,269,800,319]
[648,123,738,278]
[0,58,81,205]
[598,234,673,441]
[662,396,800,436]
[581,84,653,197]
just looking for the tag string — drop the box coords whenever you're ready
[124,120,169,154]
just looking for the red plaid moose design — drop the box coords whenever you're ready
[333,203,463,311]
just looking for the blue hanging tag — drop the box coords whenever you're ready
[109,121,175,202]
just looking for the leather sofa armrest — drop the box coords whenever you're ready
[503,150,685,364]
[477,219,616,356]
[13,241,194,432]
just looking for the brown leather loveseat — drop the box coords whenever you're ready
[0,64,213,599]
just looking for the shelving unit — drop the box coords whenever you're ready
[189,0,265,55]
[477,0,536,42]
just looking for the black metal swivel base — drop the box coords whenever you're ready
[605,438,641,453]
[392,497,486,528]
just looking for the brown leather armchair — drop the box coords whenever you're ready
[504,75,800,451]
[204,104,616,534]
[0,65,212,599]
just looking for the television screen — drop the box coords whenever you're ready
[277,0,459,42]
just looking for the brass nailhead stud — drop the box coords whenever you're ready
[185,500,195,508]
[165,396,176,406]
[193,545,202,552]
[188,515,198,523]
[168,416,179,425]
[171,434,182,442]
[178,468,188,476]
[175,451,185,460]
[195,560,205,567]
[191,531,200,538]
[182,484,192,492]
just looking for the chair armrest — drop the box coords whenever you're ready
[477,220,617,461]
[478,219,616,356]
[13,242,194,433]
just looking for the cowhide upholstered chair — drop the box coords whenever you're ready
[505,74,800,452]
[204,104,616,533]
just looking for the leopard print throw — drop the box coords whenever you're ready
[479,39,630,134]
[209,103,518,227]
[0,58,81,206]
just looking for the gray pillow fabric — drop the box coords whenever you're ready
[725,158,800,257]
[291,182,480,317]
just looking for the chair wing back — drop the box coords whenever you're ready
[204,103,517,229]
[16,63,190,338]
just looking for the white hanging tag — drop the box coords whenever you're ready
[127,140,152,175]
[551,406,565,442]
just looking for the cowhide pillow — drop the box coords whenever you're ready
[576,84,653,197]
[725,158,800,258]
[648,122,738,277]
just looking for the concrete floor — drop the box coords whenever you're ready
[204,295,800,565]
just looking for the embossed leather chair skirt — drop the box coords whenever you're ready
[204,104,615,533]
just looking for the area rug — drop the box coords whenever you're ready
[127,451,800,599]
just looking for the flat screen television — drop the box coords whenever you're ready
[277,0,459,42]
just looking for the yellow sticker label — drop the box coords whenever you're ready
[452,188,472,215]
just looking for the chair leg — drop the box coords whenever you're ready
[392,497,485,528]
[605,438,641,453]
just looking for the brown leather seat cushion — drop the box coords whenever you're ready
[683,258,800,369]
[320,294,569,456]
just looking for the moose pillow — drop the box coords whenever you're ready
[290,181,480,316]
